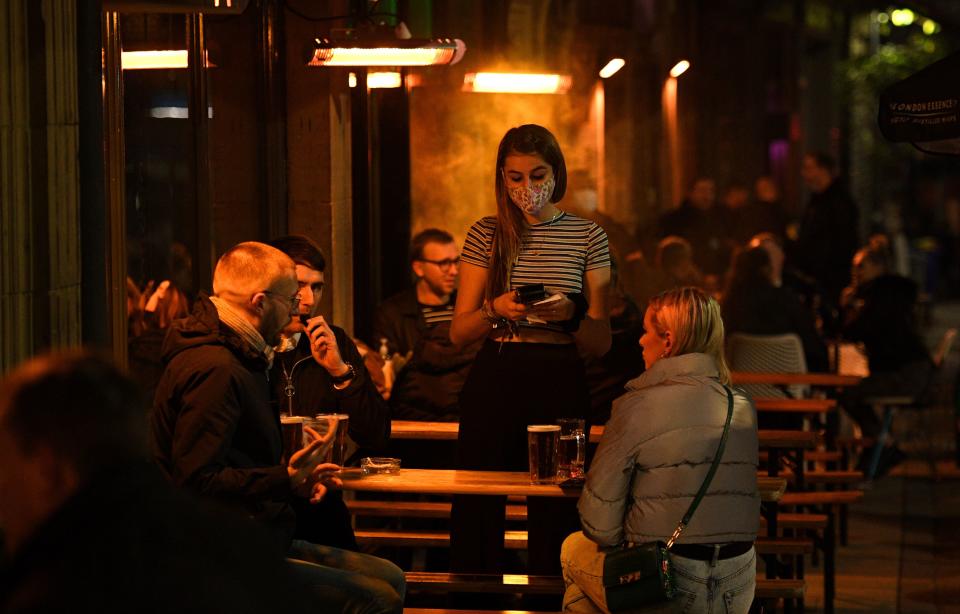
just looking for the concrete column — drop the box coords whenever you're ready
[0,0,82,372]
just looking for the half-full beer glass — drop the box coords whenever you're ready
[556,418,586,479]
[527,425,560,484]
[315,413,350,465]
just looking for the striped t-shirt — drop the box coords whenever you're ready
[421,302,455,326]
[461,212,610,330]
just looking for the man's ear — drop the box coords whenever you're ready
[251,292,267,314]
[411,261,425,279]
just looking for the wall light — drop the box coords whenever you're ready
[121,49,214,70]
[367,71,403,88]
[891,9,915,27]
[669,60,690,78]
[307,37,465,67]
[463,72,572,94]
[599,58,625,79]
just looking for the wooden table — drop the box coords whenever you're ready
[731,372,861,387]
[392,421,820,450]
[340,467,787,503]
[753,397,837,413]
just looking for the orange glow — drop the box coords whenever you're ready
[463,72,572,94]
[307,38,464,67]
[669,60,690,78]
[662,77,681,208]
[121,50,213,70]
[599,58,625,79]
[367,72,402,89]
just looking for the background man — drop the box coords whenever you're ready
[150,241,404,614]
[373,229,481,421]
[0,350,310,612]
[793,152,860,310]
[657,177,732,280]
[268,234,390,549]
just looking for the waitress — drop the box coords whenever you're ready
[450,124,611,575]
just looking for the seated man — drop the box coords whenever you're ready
[373,228,481,421]
[268,234,390,549]
[150,241,405,613]
[841,243,933,476]
[0,350,311,613]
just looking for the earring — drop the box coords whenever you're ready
[659,351,668,359]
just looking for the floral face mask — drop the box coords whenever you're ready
[507,176,555,215]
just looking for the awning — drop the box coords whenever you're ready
[878,51,960,156]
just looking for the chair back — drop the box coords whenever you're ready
[932,328,957,369]
[727,333,809,399]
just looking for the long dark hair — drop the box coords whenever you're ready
[723,246,773,299]
[487,124,568,300]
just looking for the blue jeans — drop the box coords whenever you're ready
[287,540,406,614]
[561,531,755,614]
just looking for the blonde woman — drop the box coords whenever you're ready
[561,287,759,613]
[449,124,612,576]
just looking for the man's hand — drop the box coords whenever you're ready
[287,421,337,498]
[306,462,343,504]
[305,316,351,379]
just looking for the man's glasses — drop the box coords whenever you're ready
[262,290,301,310]
[418,257,461,272]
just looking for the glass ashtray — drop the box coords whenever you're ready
[360,457,401,475]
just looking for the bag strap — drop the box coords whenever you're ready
[665,384,735,549]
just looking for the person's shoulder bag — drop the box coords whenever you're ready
[602,384,735,611]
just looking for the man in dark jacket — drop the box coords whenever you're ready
[268,235,390,549]
[373,229,481,421]
[841,244,932,476]
[0,350,311,613]
[793,153,860,308]
[657,177,732,279]
[150,241,405,614]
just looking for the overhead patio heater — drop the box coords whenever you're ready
[306,36,466,67]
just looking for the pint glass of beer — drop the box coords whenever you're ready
[280,416,305,465]
[527,425,560,484]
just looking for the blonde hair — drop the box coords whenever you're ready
[213,242,295,300]
[647,287,730,385]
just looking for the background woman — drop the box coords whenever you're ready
[450,124,611,576]
[561,287,759,613]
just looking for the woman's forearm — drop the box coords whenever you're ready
[450,309,493,349]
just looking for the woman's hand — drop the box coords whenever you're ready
[491,290,529,321]
[526,294,575,322]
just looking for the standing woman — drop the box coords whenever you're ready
[450,124,612,575]
[561,287,759,613]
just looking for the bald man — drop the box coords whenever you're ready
[151,241,405,614]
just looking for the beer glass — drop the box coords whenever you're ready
[280,416,305,465]
[315,413,350,465]
[527,425,560,484]
[556,418,586,479]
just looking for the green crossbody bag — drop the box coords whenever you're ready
[602,385,735,612]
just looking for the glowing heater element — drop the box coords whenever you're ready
[669,60,690,78]
[463,72,572,94]
[307,38,465,67]
[599,58,625,79]
[121,49,214,70]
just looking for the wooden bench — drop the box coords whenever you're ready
[760,512,829,532]
[403,572,803,611]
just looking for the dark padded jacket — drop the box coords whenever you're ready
[150,295,295,549]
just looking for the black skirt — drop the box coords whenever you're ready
[451,338,589,575]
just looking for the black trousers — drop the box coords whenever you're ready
[450,339,589,575]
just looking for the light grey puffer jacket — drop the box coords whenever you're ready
[578,353,759,547]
